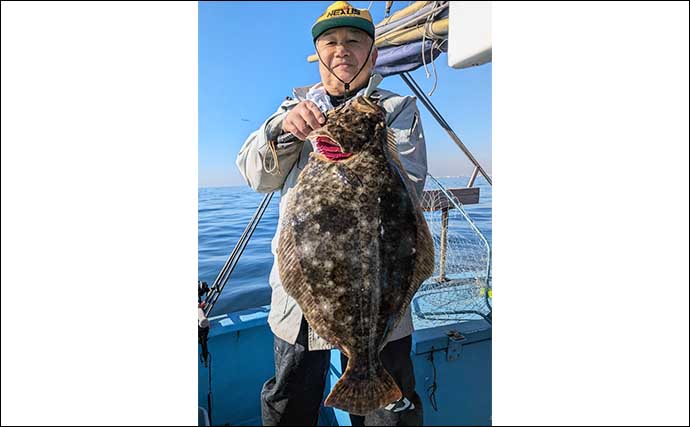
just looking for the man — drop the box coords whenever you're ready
[236,2,427,425]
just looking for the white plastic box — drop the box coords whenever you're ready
[448,1,492,69]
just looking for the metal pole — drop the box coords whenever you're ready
[438,207,449,282]
[400,72,492,186]
[467,166,479,188]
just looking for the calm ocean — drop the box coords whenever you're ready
[199,177,492,316]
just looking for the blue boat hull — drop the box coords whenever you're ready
[199,306,491,426]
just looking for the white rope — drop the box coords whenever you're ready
[263,140,281,175]
[419,2,446,96]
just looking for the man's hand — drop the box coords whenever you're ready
[281,101,326,141]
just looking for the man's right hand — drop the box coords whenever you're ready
[281,101,326,141]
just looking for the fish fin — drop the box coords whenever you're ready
[384,127,420,203]
[277,222,310,303]
[385,224,434,337]
[395,180,436,315]
[380,128,435,321]
[384,129,435,315]
[385,127,421,203]
[325,359,402,416]
[404,209,435,311]
[385,128,404,171]
[277,199,342,348]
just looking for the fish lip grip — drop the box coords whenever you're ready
[277,73,383,145]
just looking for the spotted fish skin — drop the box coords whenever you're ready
[277,96,434,416]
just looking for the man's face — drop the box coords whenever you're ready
[315,27,378,95]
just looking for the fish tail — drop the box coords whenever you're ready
[324,359,402,416]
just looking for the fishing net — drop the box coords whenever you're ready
[412,175,492,329]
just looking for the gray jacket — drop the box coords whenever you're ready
[236,77,428,350]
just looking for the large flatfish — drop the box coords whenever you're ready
[277,96,434,415]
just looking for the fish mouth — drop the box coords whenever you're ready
[314,136,353,161]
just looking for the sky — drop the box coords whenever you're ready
[199,1,492,188]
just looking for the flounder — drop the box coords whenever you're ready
[277,96,434,415]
